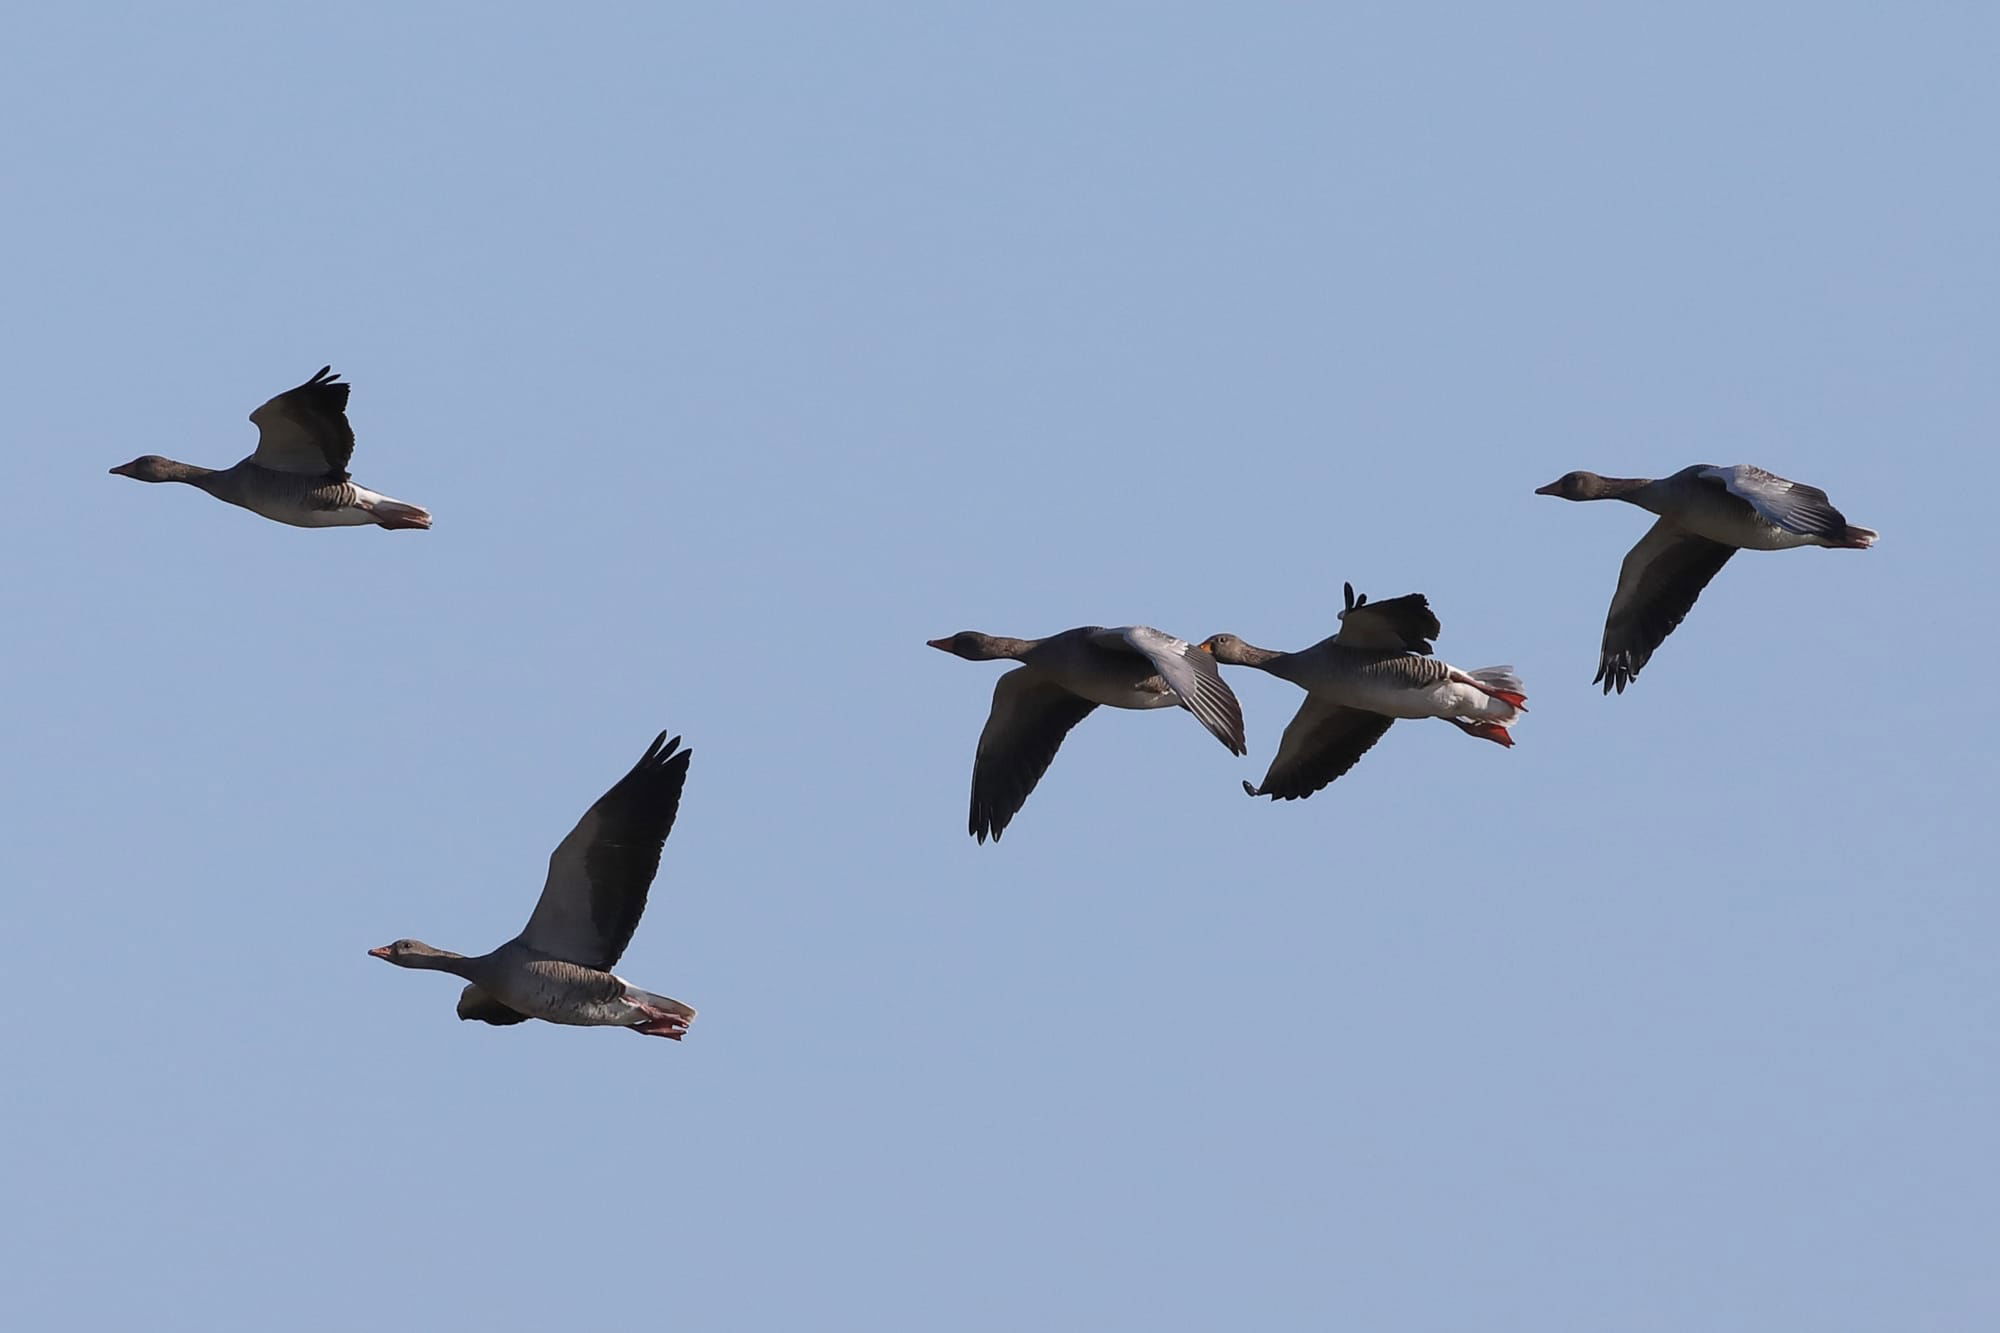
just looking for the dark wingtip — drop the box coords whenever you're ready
[629,731,689,776]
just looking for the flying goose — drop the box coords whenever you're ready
[1201,583,1526,801]
[110,366,431,530]
[370,731,697,1039]
[1535,464,1877,693]
[927,625,1248,842]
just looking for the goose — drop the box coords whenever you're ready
[109,366,431,530]
[1201,583,1525,801]
[370,731,697,1039]
[1535,465,1877,693]
[927,625,1248,842]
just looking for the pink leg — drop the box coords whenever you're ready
[630,1005,691,1039]
[1450,718,1514,748]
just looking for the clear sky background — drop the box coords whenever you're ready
[3,4,1995,1329]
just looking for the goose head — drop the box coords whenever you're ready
[1197,633,1280,667]
[367,939,463,970]
[1198,633,1253,666]
[109,455,186,482]
[926,631,1013,661]
[1535,470,1608,500]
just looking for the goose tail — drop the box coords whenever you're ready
[625,986,697,1040]
[1464,666,1527,717]
[1441,667,1523,748]
[1838,525,1878,549]
[358,490,433,530]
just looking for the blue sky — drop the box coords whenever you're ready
[4,4,1995,1328]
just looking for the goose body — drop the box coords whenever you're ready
[110,367,431,531]
[210,469,420,529]
[1536,464,1877,693]
[370,731,697,1039]
[1203,584,1525,801]
[928,625,1247,842]
[451,952,688,1030]
[1291,654,1519,720]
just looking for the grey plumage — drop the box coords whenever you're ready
[1335,582,1441,654]
[970,672,1099,844]
[248,365,356,475]
[370,732,699,1040]
[1242,698,1395,800]
[1204,586,1525,802]
[929,624,1248,843]
[455,985,530,1026]
[1536,464,1877,693]
[109,366,432,530]
[200,466,379,518]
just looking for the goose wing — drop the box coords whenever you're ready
[1243,696,1395,800]
[456,985,531,1025]
[517,732,692,969]
[1698,464,1852,541]
[967,667,1098,843]
[1334,585,1440,654]
[1093,626,1247,754]
[247,366,357,476]
[1597,518,1736,693]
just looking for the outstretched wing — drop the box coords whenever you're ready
[1334,584,1440,654]
[517,732,692,969]
[1596,519,1736,694]
[247,366,356,476]
[1699,464,1852,541]
[1244,696,1395,800]
[967,667,1099,843]
[1096,626,1247,754]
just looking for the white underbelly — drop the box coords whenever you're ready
[1327,677,1481,720]
[236,495,373,527]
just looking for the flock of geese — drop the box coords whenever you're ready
[110,367,1881,1042]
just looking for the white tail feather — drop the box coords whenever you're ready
[1461,666,1525,723]
[360,492,432,530]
